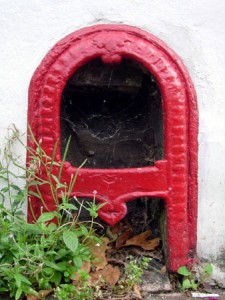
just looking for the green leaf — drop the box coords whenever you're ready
[37,211,58,223]
[47,222,57,232]
[1,187,9,193]
[31,180,48,186]
[15,273,22,288]
[28,190,43,199]
[55,249,67,260]
[43,267,54,275]
[182,278,191,289]
[45,261,62,271]
[14,210,25,217]
[60,203,78,211]
[64,271,70,277]
[79,224,89,236]
[204,263,213,275]
[63,231,78,252]
[0,175,7,181]
[54,249,68,261]
[73,257,82,269]
[178,266,192,276]
[23,223,44,234]
[190,279,198,290]
[21,275,32,285]
[15,288,23,300]
[10,184,22,192]
[51,174,60,184]
[51,271,62,285]
[56,261,68,271]
[56,183,67,189]
[46,250,57,256]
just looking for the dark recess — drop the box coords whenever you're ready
[60,58,163,168]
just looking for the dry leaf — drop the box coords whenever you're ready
[116,221,133,248]
[133,284,142,299]
[111,222,123,234]
[90,264,120,287]
[77,261,91,275]
[27,290,52,300]
[116,228,133,247]
[89,269,104,284]
[27,296,38,300]
[160,265,167,274]
[39,290,52,298]
[102,264,120,287]
[125,230,160,251]
[90,237,109,270]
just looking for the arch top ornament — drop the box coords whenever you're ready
[28,24,198,271]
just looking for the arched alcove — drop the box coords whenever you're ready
[27,24,198,271]
[60,58,163,169]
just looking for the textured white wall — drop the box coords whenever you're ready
[0,0,225,266]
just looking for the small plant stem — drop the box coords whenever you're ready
[72,198,85,225]
[34,183,50,211]
[28,198,37,222]
[67,159,87,196]
[40,157,59,207]
[4,153,12,211]
[50,139,59,172]
[58,136,71,180]
[27,124,42,149]
[0,206,18,220]
[11,235,26,253]
[28,172,49,184]
[11,124,26,147]
[48,178,59,206]
[57,221,76,231]
[11,159,27,171]
[80,220,104,229]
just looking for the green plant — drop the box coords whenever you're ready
[0,125,103,299]
[118,256,151,293]
[177,263,213,291]
[0,125,26,217]
[55,281,94,300]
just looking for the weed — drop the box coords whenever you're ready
[116,256,151,294]
[0,125,102,299]
[0,125,155,300]
[177,263,213,291]
[55,282,94,300]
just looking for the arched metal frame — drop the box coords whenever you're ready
[28,24,198,271]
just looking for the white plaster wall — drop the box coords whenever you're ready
[1,0,225,265]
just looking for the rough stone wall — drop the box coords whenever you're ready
[0,0,225,271]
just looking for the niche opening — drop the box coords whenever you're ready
[60,58,163,169]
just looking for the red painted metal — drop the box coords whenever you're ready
[27,24,198,271]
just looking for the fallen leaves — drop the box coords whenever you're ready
[133,284,142,299]
[89,237,121,286]
[26,290,52,300]
[90,237,109,270]
[160,265,167,275]
[102,264,120,287]
[109,222,160,251]
[90,264,120,287]
[124,230,160,251]
[72,220,161,299]
[115,227,133,248]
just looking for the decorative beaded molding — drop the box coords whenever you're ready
[28,24,198,271]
